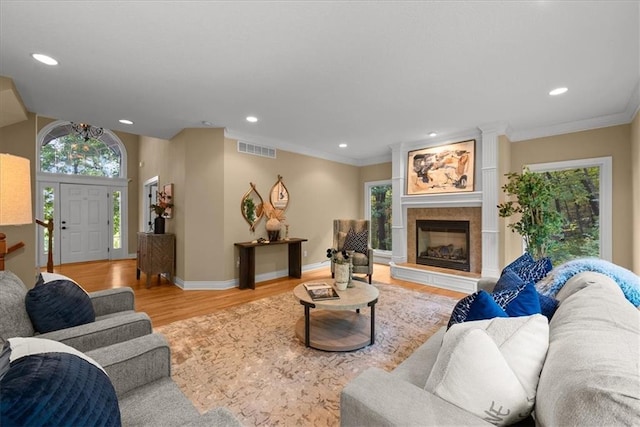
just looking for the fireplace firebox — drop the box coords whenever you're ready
[416,220,470,272]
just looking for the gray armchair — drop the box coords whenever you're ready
[0,270,152,353]
[331,219,374,284]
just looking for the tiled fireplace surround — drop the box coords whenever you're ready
[389,128,502,293]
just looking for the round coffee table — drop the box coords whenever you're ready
[293,280,379,351]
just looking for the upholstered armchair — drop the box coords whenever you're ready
[0,270,152,353]
[331,219,373,284]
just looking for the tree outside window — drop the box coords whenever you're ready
[369,184,392,251]
[41,134,120,177]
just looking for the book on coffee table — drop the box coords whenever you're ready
[304,282,340,300]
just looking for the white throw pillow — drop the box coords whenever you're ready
[425,314,549,426]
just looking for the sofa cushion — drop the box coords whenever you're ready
[25,277,95,333]
[425,315,549,426]
[535,273,640,426]
[342,228,368,254]
[0,271,35,344]
[0,337,121,426]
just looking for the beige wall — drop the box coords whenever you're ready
[138,131,362,283]
[509,124,633,270]
[631,111,640,274]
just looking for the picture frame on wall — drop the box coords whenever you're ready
[407,139,475,195]
[161,183,173,218]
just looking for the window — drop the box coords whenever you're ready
[528,157,612,264]
[112,190,122,250]
[40,122,122,177]
[365,181,392,252]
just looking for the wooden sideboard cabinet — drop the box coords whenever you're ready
[137,232,175,288]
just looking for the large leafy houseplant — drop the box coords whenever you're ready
[497,168,563,259]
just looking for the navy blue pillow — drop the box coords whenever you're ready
[502,252,535,276]
[494,268,527,293]
[447,292,479,329]
[25,279,95,333]
[465,291,509,322]
[501,283,541,317]
[496,267,558,320]
[511,257,553,283]
[0,339,121,426]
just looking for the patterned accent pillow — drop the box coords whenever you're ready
[342,228,368,254]
[502,252,535,276]
[25,278,95,333]
[0,337,121,426]
[496,268,558,319]
[511,257,553,283]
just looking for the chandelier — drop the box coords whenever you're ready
[71,122,104,142]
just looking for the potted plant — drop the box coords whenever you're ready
[497,168,563,259]
[262,201,286,241]
[150,190,173,234]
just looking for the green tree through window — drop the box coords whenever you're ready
[41,134,120,177]
[370,184,392,251]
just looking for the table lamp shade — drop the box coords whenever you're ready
[0,154,33,226]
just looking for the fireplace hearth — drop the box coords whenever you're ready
[416,220,470,272]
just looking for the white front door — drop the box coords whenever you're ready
[60,184,109,263]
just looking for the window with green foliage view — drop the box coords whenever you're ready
[369,184,392,251]
[40,134,121,177]
[544,167,600,265]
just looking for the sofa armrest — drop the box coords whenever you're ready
[89,287,135,316]
[38,312,152,353]
[86,333,171,397]
[341,367,491,427]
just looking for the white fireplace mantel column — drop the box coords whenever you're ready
[478,123,506,278]
[391,144,407,264]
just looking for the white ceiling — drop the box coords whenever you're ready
[1,1,638,165]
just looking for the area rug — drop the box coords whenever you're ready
[155,282,458,426]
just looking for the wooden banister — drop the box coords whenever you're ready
[36,218,54,273]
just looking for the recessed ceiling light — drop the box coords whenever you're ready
[429,132,438,137]
[119,119,134,125]
[246,116,258,123]
[201,121,213,126]
[339,143,348,148]
[31,53,58,66]
[549,87,568,96]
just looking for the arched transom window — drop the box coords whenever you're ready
[40,122,123,177]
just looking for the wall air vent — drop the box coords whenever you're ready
[237,141,276,159]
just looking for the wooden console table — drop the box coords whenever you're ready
[234,237,308,289]
[137,232,175,288]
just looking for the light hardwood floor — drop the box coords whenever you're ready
[47,260,466,327]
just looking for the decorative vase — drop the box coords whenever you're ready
[334,263,350,290]
[266,218,281,241]
[154,216,165,234]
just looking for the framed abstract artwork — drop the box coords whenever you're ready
[407,139,475,195]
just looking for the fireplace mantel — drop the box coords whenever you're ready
[400,191,482,208]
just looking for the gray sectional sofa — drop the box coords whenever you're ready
[341,271,640,426]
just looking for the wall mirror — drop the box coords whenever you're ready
[241,182,264,232]
[270,175,289,211]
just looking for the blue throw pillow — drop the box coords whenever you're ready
[501,283,541,317]
[538,292,559,319]
[495,268,558,320]
[512,257,553,283]
[494,268,527,292]
[502,252,535,276]
[0,337,121,426]
[25,279,95,333]
[465,291,509,322]
[447,292,479,329]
